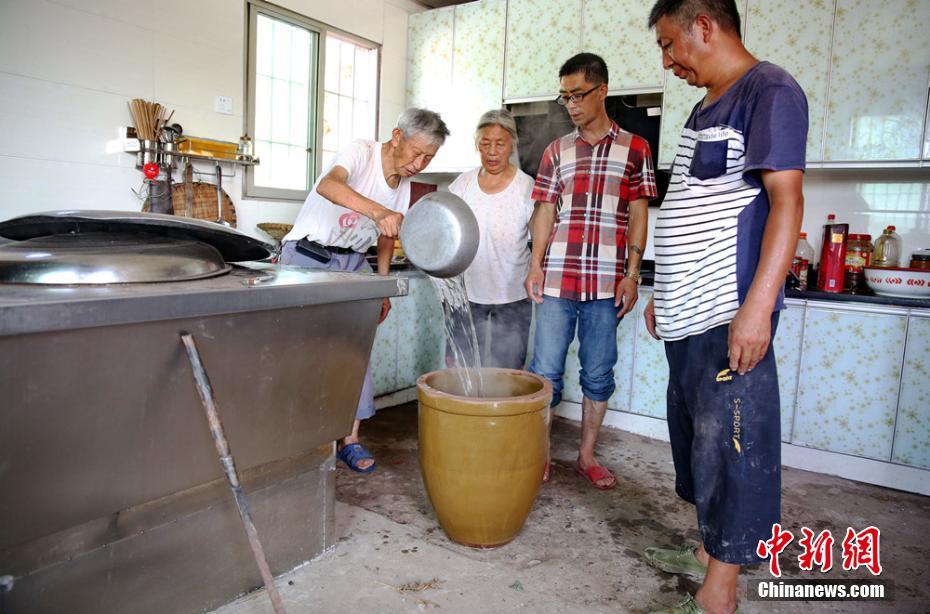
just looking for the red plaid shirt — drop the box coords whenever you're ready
[533,122,656,301]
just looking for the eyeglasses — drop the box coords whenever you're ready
[555,85,602,106]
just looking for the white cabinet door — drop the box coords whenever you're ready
[370,297,400,396]
[448,0,507,169]
[657,74,698,168]
[406,9,453,114]
[823,0,930,161]
[744,0,835,163]
[407,2,506,171]
[582,0,664,92]
[504,0,583,100]
[924,93,930,161]
[793,306,907,460]
[892,315,930,470]
[395,277,445,388]
[406,8,455,170]
[658,1,748,167]
[772,302,805,442]
[629,289,669,419]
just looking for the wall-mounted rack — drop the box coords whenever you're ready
[120,127,260,170]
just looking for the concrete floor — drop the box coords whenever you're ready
[216,403,929,613]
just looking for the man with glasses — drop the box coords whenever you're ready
[525,52,656,490]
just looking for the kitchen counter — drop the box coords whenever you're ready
[786,287,930,309]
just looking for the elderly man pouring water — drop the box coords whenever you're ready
[280,108,450,474]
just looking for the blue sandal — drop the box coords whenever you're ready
[337,443,377,473]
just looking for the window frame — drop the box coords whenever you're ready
[243,0,381,201]
[320,31,382,175]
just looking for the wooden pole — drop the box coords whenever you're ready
[180,333,288,614]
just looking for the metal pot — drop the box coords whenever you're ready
[400,191,479,278]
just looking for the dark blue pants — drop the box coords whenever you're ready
[664,314,781,565]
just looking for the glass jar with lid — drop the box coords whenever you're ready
[910,248,930,270]
[844,233,873,293]
[872,225,901,268]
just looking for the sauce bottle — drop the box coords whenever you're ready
[817,214,848,293]
[791,232,815,291]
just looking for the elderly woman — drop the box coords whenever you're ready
[447,109,534,370]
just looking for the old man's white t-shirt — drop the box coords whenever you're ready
[283,140,411,252]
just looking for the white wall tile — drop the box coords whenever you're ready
[802,172,930,263]
[0,0,154,97]
[278,0,384,44]
[152,32,244,131]
[380,1,409,109]
[46,0,244,54]
[0,73,136,168]
[0,156,143,218]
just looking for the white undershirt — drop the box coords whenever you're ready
[448,167,534,304]
[282,140,411,251]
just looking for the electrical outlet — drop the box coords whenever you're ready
[215,95,233,115]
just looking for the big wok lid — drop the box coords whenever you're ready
[0,210,272,263]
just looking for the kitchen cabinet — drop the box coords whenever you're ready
[504,0,667,101]
[447,0,506,167]
[406,8,455,170]
[628,290,668,419]
[744,0,835,164]
[406,0,506,171]
[792,306,907,460]
[406,8,453,118]
[925,94,930,160]
[503,0,582,101]
[822,0,930,162]
[658,0,747,167]
[371,275,444,396]
[892,315,930,470]
[581,0,665,93]
[772,300,805,442]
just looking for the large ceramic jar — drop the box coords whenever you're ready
[416,368,552,548]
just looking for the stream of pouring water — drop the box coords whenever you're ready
[428,275,484,397]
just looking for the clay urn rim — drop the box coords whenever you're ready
[416,368,553,417]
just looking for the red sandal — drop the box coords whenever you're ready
[574,461,616,490]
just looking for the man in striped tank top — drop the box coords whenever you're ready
[642,1,807,613]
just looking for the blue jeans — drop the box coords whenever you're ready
[529,296,621,407]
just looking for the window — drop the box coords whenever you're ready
[322,35,379,171]
[245,2,380,201]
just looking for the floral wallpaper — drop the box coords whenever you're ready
[448,0,506,167]
[504,0,582,99]
[745,0,835,162]
[823,0,930,160]
[659,1,747,167]
[406,8,453,115]
[583,0,664,91]
[772,302,805,442]
[893,316,930,470]
[371,277,444,396]
[793,308,907,460]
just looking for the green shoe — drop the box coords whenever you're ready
[643,543,707,579]
[649,594,705,614]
